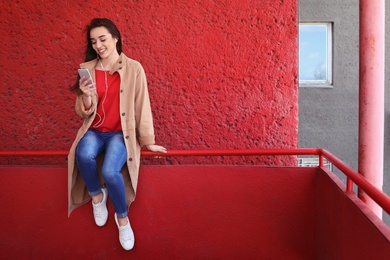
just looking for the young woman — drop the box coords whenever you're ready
[68,18,166,250]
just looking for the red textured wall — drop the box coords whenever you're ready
[0,0,298,165]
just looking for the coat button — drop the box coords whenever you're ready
[125,136,129,139]
[128,158,133,162]
[120,89,123,93]
[119,60,122,64]
[122,113,125,116]
[119,67,122,70]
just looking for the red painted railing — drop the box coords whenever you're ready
[1,148,390,215]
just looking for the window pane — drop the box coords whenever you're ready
[299,23,330,83]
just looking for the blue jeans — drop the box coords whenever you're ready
[76,129,128,218]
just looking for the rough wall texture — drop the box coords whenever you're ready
[0,0,298,165]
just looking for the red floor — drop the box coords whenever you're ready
[1,165,389,259]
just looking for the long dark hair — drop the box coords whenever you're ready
[70,18,123,93]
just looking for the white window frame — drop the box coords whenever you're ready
[299,22,333,88]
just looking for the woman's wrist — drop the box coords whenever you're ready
[82,95,92,109]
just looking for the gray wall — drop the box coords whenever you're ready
[298,0,390,224]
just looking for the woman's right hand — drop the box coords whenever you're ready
[79,77,95,109]
[79,76,95,97]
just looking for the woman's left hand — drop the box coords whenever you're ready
[146,144,167,153]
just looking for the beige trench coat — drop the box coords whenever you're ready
[67,53,156,216]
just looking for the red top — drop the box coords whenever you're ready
[90,70,122,132]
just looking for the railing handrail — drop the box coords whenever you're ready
[0,148,320,157]
[1,148,390,215]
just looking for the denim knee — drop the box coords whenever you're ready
[101,169,121,185]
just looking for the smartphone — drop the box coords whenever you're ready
[78,68,93,83]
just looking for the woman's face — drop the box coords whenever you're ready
[90,26,118,61]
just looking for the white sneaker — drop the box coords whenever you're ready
[92,188,108,226]
[115,213,135,250]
